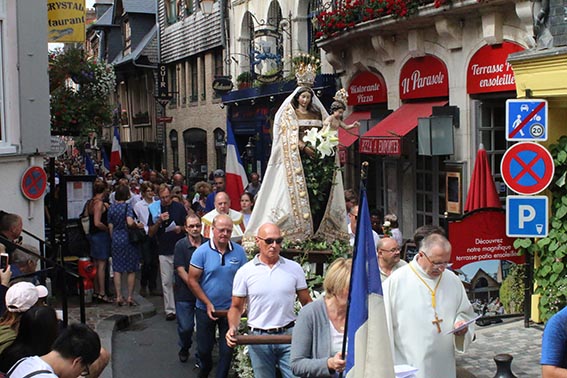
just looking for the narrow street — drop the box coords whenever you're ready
[113,296,203,378]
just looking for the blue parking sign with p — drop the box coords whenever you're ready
[506,196,548,237]
[506,99,547,141]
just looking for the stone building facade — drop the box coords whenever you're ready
[318,0,538,236]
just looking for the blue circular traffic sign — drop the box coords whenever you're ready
[21,166,47,201]
[501,142,554,195]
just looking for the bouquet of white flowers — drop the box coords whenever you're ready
[301,128,340,220]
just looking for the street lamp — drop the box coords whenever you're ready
[244,137,255,174]
[200,0,214,15]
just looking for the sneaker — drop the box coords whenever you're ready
[166,313,176,321]
[178,349,189,363]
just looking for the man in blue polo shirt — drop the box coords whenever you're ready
[188,214,247,378]
[541,306,567,377]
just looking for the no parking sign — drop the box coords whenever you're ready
[500,142,554,195]
[21,166,47,201]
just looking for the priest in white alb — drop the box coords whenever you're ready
[383,233,476,378]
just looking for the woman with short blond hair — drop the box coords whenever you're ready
[291,258,352,377]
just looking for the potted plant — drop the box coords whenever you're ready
[236,71,254,90]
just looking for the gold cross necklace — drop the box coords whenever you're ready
[409,263,444,333]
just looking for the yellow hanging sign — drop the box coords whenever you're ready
[47,0,86,43]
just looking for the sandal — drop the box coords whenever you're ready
[93,293,113,304]
[115,297,126,307]
[127,298,138,307]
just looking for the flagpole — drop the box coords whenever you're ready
[339,161,369,378]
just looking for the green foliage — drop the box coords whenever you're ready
[514,136,567,322]
[499,264,525,313]
[49,47,115,136]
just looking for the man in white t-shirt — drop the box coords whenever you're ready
[7,323,108,378]
[226,223,312,378]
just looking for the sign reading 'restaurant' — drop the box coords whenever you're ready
[399,55,448,100]
[347,71,387,106]
[467,42,524,94]
[448,210,523,270]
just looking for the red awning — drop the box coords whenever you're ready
[338,111,371,148]
[359,100,448,156]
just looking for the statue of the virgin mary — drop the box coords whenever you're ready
[243,57,348,246]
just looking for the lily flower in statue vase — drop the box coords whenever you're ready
[302,127,339,158]
[303,127,322,148]
[318,129,339,157]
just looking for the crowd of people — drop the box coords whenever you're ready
[0,211,110,377]
[3,156,483,378]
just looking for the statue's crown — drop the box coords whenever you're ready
[292,53,320,87]
[333,88,348,106]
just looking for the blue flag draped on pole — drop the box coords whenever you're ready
[101,147,110,172]
[345,186,395,378]
[84,154,95,175]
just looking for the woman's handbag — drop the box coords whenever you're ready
[125,204,146,244]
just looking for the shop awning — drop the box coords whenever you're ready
[359,100,448,156]
[338,111,371,148]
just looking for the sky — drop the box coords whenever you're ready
[459,260,500,282]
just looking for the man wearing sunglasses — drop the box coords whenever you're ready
[377,237,407,283]
[383,234,476,378]
[226,223,312,378]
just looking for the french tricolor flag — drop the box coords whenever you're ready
[225,120,248,211]
[110,126,122,173]
[345,186,395,378]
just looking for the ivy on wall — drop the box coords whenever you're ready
[513,136,567,322]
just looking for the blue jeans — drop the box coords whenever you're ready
[195,308,233,378]
[175,300,195,352]
[248,327,295,378]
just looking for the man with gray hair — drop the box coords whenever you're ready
[10,245,40,283]
[383,233,476,378]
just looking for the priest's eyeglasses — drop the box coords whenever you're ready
[379,247,401,253]
[421,252,452,268]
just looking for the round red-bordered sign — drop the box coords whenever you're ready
[21,166,47,201]
[500,142,554,195]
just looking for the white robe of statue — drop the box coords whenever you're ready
[243,86,348,246]
[383,258,476,378]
